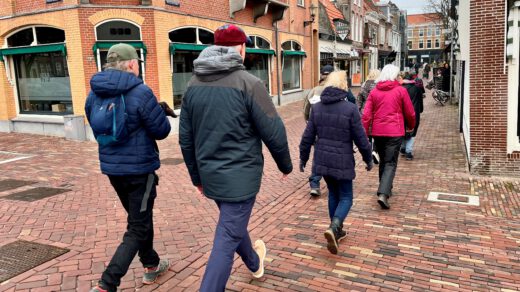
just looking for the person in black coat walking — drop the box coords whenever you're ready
[299,71,373,255]
[400,72,424,160]
[441,63,451,92]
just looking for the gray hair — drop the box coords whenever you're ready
[376,64,401,83]
[102,52,132,71]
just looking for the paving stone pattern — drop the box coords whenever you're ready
[0,89,519,291]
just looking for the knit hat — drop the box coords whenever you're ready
[214,24,252,46]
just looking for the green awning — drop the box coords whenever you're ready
[92,41,147,55]
[283,50,306,57]
[169,43,209,54]
[0,43,67,59]
[246,48,275,55]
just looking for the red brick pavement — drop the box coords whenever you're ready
[0,88,519,291]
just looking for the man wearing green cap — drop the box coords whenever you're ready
[85,43,173,292]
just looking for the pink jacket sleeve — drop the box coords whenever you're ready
[362,92,373,134]
[401,89,416,130]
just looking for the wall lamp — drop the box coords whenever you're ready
[304,3,318,27]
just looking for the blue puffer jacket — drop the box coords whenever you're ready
[85,70,171,176]
[300,86,372,180]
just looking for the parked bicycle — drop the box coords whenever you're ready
[425,77,450,106]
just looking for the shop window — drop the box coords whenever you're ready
[169,27,214,109]
[94,20,144,79]
[281,41,304,92]
[244,36,273,92]
[3,26,72,115]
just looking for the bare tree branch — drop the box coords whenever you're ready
[423,0,451,29]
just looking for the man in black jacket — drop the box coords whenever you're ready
[179,24,293,292]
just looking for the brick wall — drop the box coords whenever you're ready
[90,0,140,5]
[469,0,520,176]
[12,0,77,15]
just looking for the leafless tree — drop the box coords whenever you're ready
[423,0,451,29]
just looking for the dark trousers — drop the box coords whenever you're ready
[309,172,322,189]
[101,173,160,292]
[323,177,353,223]
[374,137,403,197]
[200,197,259,292]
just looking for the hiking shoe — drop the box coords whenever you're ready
[336,229,347,242]
[377,194,390,210]
[142,259,169,285]
[89,285,108,292]
[406,153,414,160]
[310,188,321,197]
[252,240,267,278]
[324,228,339,254]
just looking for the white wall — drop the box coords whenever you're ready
[457,0,471,157]
[507,2,520,153]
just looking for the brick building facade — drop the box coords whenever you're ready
[0,0,318,138]
[406,13,445,67]
[456,0,520,176]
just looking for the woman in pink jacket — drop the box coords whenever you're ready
[362,64,416,209]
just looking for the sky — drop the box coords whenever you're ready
[389,0,429,15]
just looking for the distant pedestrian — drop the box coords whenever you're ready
[423,63,431,79]
[300,71,373,254]
[85,43,172,292]
[357,69,380,113]
[303,64,333,196]
[179,24,292,292]
[441,63,451,92]
[401,72,424,160]
[362,64,416,209]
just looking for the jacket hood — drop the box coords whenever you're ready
[376,80,400,91]
[320,86,348,104]
[193,46,245,77]
[90,69,143,97]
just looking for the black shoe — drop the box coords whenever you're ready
[400,148,406,155]
[336,229,347,242]
[406,153,414,160]
[377,194,390,209]
[324,218,341,254]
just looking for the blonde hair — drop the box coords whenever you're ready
[323,71,348,90]
[367,69,380,81]
[376,64,401,83]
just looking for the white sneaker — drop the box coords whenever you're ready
[372,151,380,164]
[252,240,267,278]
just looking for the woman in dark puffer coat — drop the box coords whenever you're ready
[299,71,373,255]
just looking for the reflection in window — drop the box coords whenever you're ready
[7,28,33,47]
[96,21,141,41]
[14,52,72,114]
[283,55,301,91]
[36,27,65,44]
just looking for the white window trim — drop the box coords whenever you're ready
[281,40,304,93]
[297,0,304,7]
[247,35,273,95]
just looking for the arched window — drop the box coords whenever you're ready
[169,27,214,109]
[0,26,71,115]
[93,20,145,79]
[245,36,273,92]
[282,41,305,92]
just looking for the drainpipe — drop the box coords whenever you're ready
[274,22,281,106]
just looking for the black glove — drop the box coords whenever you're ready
[366,161,374,171]
[299,160,306,172]
[159,101,177,118]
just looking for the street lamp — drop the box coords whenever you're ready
[304,3,318,27]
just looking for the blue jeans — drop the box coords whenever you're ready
[200,197,259,292]
[323,177,353,223]
[101,173,160,292]
[402,137,415,154]
[309,173,322,189]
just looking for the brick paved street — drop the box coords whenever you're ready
[1,89,520,292]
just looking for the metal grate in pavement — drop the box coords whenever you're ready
[427,192,479,206]
[161,158,184,165]
[3,187,71,202]
[0,240,69,282]
[0,179,37,193]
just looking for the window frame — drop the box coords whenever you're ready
[427,39,432,48]
[419,28,424,37]
[435,39,440,48]
[281,40,304,93]
[297,0,304,7]
[419,40,424,49]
